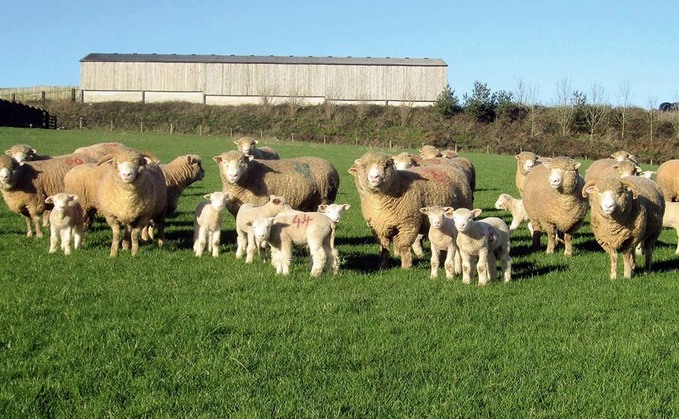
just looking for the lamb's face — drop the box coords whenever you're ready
[209,192,229,212]
[426,208,446,229]
[0,156,20,190]
[319,203,350,223]
[494,194,510,210]
[48,193,76,213]
[250,217,274,242]
[452,208,475,233]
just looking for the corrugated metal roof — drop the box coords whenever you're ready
[80,53,447,67]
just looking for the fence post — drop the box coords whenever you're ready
[140,122,144,132]
[10,93,15,102]
[110,121,114,131]
[79,117,83,129]
[71,89,76,103]
[170,123,174,135]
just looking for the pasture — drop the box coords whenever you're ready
[1,126,679,416]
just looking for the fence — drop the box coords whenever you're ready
[0,99,57,129]
[0,86,79,103]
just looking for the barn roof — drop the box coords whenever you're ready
[80,53,447,67]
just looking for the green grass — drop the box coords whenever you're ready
[1,127,679,416]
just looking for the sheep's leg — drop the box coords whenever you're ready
[642,238,656,273]
[674,228,679,255]
[623,250,635,279]
[42,211,50,227]
[109,221,122,257]
[73,225,83,250]
[24,216,34,238]
[509,216,521,232]
[32,214,42,238]
[211,230,221,257]
[130,226,141,256]
[122,226,131,250]
[461,251,473,285]
[49,226,59,253]
[236,230,247,259]
[609,250,618,280]
[141,224,151,242]
[545,229,557,254]
[378,242,391,269]
[155,221,165,247]
[245,231,257,264]
[444,246,456,280]
[193,227,207,256]
[527,221,534,236]
[430,245,441,278]
[411,234,425,259]
[531,229,541,250]
[476,248,491,286]
[563,232,573,257]
[61,228,72,255]
[309,240,326,277]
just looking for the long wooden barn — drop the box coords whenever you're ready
[80,53,448,106]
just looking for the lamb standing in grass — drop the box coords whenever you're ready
[234,137,280,160]
[582,176,665,279]
[451,208,511,285]
[193,192,231,257]
[419,206,461,279]
[494,193,533,235]
[522,156,588,256]
[248,211,338,276]
[235,195,288,263]
[45,193,84,255]
[662,201,679,255]
[213,151,339,217]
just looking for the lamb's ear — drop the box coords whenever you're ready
[203,193,211,200]
[341,204,351,211]
[245,220,253,227]
[582,180,597,198]
[317,204,327,212]
[212,156,223,164]
[419,207,429,215]
[443,207,454,217]
[471,208,483,218]
[68,194,78,202]
[254,139,259,145]
[621,178,639,199]
[45,196,54,204]
[271,195,284,205]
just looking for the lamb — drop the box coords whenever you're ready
[248,211,338,276]
[235,195,288,263]
[662,201,679,255]
[44,193,84,255]
[97,149,167,257]
[640,170,656,179]
[0,154,92,237]
[584,155,641,182]
[514,151,540,196]
[193,192,232,257]
[582,175,665,279]
[522,156,588,256]
[213,151,339,217]
[234,137,280,160]
[656,159,679,202]
[451,208,511,285]
[494,193,533,234]
[419,206,461,279]
[349,152,473,269]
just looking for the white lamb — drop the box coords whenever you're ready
[235,195,288,263]
[419,206,461,279]
[663,201,679,255]
[451,208,511,286]
[44,193,84,255]
[248,211,337,277]
[193,192,231,257]
[494,193,533,235]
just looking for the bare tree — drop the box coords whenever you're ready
[553,78,576,136]
[584,83,610,141]
[616,81,632,142]
[515,78,527,105]
[647,95,658,142]
[527,84,540,138]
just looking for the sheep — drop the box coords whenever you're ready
[610,150,640,165]
[5,144,47,162]
[213,151,339,217]
[584,156,641,182]
[514,151,540,196]
[349,152,473,269]
[235,195,288,263]
[494,193,533,235]
[582,175,665,279]
[522,156,588,256]
[640,170,656,180]
[0,154,92,237]
[97,149,167,257]
[73,142,129,161]
[193,192,231,257]
[44,193,84,255]
[451,208,511,285]
[656,159,679,202]
[233,137,280,160]
[248,211,337,277]
[418,206,461,279]
[419,145,442,159]
[392,152,476,194]
[662,202,679,255]
[63,163,109,228]
[318,203,351,272]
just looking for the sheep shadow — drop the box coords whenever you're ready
[510,261,569,281]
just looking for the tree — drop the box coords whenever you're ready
[553,78,576,136]
[616,81,632,142]
[584,84,610,141]
[463,81,496,123]
[647,95,658,142]
[433,84,461,118]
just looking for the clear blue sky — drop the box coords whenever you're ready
[3,0,677,108]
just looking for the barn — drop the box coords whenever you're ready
[79,53,447,107]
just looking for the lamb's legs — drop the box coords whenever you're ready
[61,228,72,255]
[461,251,473,285]
[210,230,221,257]
[430,246,441,278]
[49,225,59,253]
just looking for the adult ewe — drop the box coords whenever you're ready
[5,144,47,162]
[393,152,476,193]
[656,159,679,202]
[97,149,167,257]
[582,176,665,279]
[662,201,679,255]
[234,137,280,160]
[0,154,91,237]
[514,151,541,196]
[522,156,588,256]
[584,155,641,182]
[213,151,339,217]
[73,142,129,161]
[349,152,473,269]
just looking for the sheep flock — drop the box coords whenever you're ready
[2,138,678,282]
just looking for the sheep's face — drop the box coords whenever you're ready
[250,217,274,242]
[208,192,230,212]
[420,206,447,229]
[613,162,640,178]
[419,145,441,159]
[47,193,77,213]
[186,156,205,182]
[515,152,538,174]
[355,154,395,191]
[5,145,36,163]
[235,138,258,155]
[392,153,416,170]
[585,178,635,217]
[116,157,145,184]
[319,203,350,223]
[544,158,581,193]
[451,208,481,233]
[494,194,510,210]
[215,153,251,184]
[611,151,638,164]
[0,156,20,190]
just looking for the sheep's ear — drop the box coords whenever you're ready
[69,194,78,202]
[317,204,327,212]
[572,162,581,170]
[4,150,10,156]
[97,156,114,166]
[233,140,239,145]
[634,165,642,175]
[514,154,520,160]
[30,148,36,154]
[254,139,259,145]
[341,204,351,211]
[443,207,455,217]
[45,196,54,204]
[471,208,482,218]
[212,156,223,164]
[419,207,429,215]
[385,157,394,167]
[582,180,597,198]
[142,157,153,165]
[621,179,639,199]
[348,166,358,176]
[203,193,211,200]
[245,155,254,162]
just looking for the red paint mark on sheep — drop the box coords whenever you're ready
[65,157,84,166]
[293,214,312,228]
[418,168,450,183]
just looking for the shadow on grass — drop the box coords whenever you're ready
[511,260,569,281]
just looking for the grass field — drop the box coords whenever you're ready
[1,126,679,416]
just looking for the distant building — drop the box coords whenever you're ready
[79,53,447,106]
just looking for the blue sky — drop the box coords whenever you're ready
[2,0,677,108]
